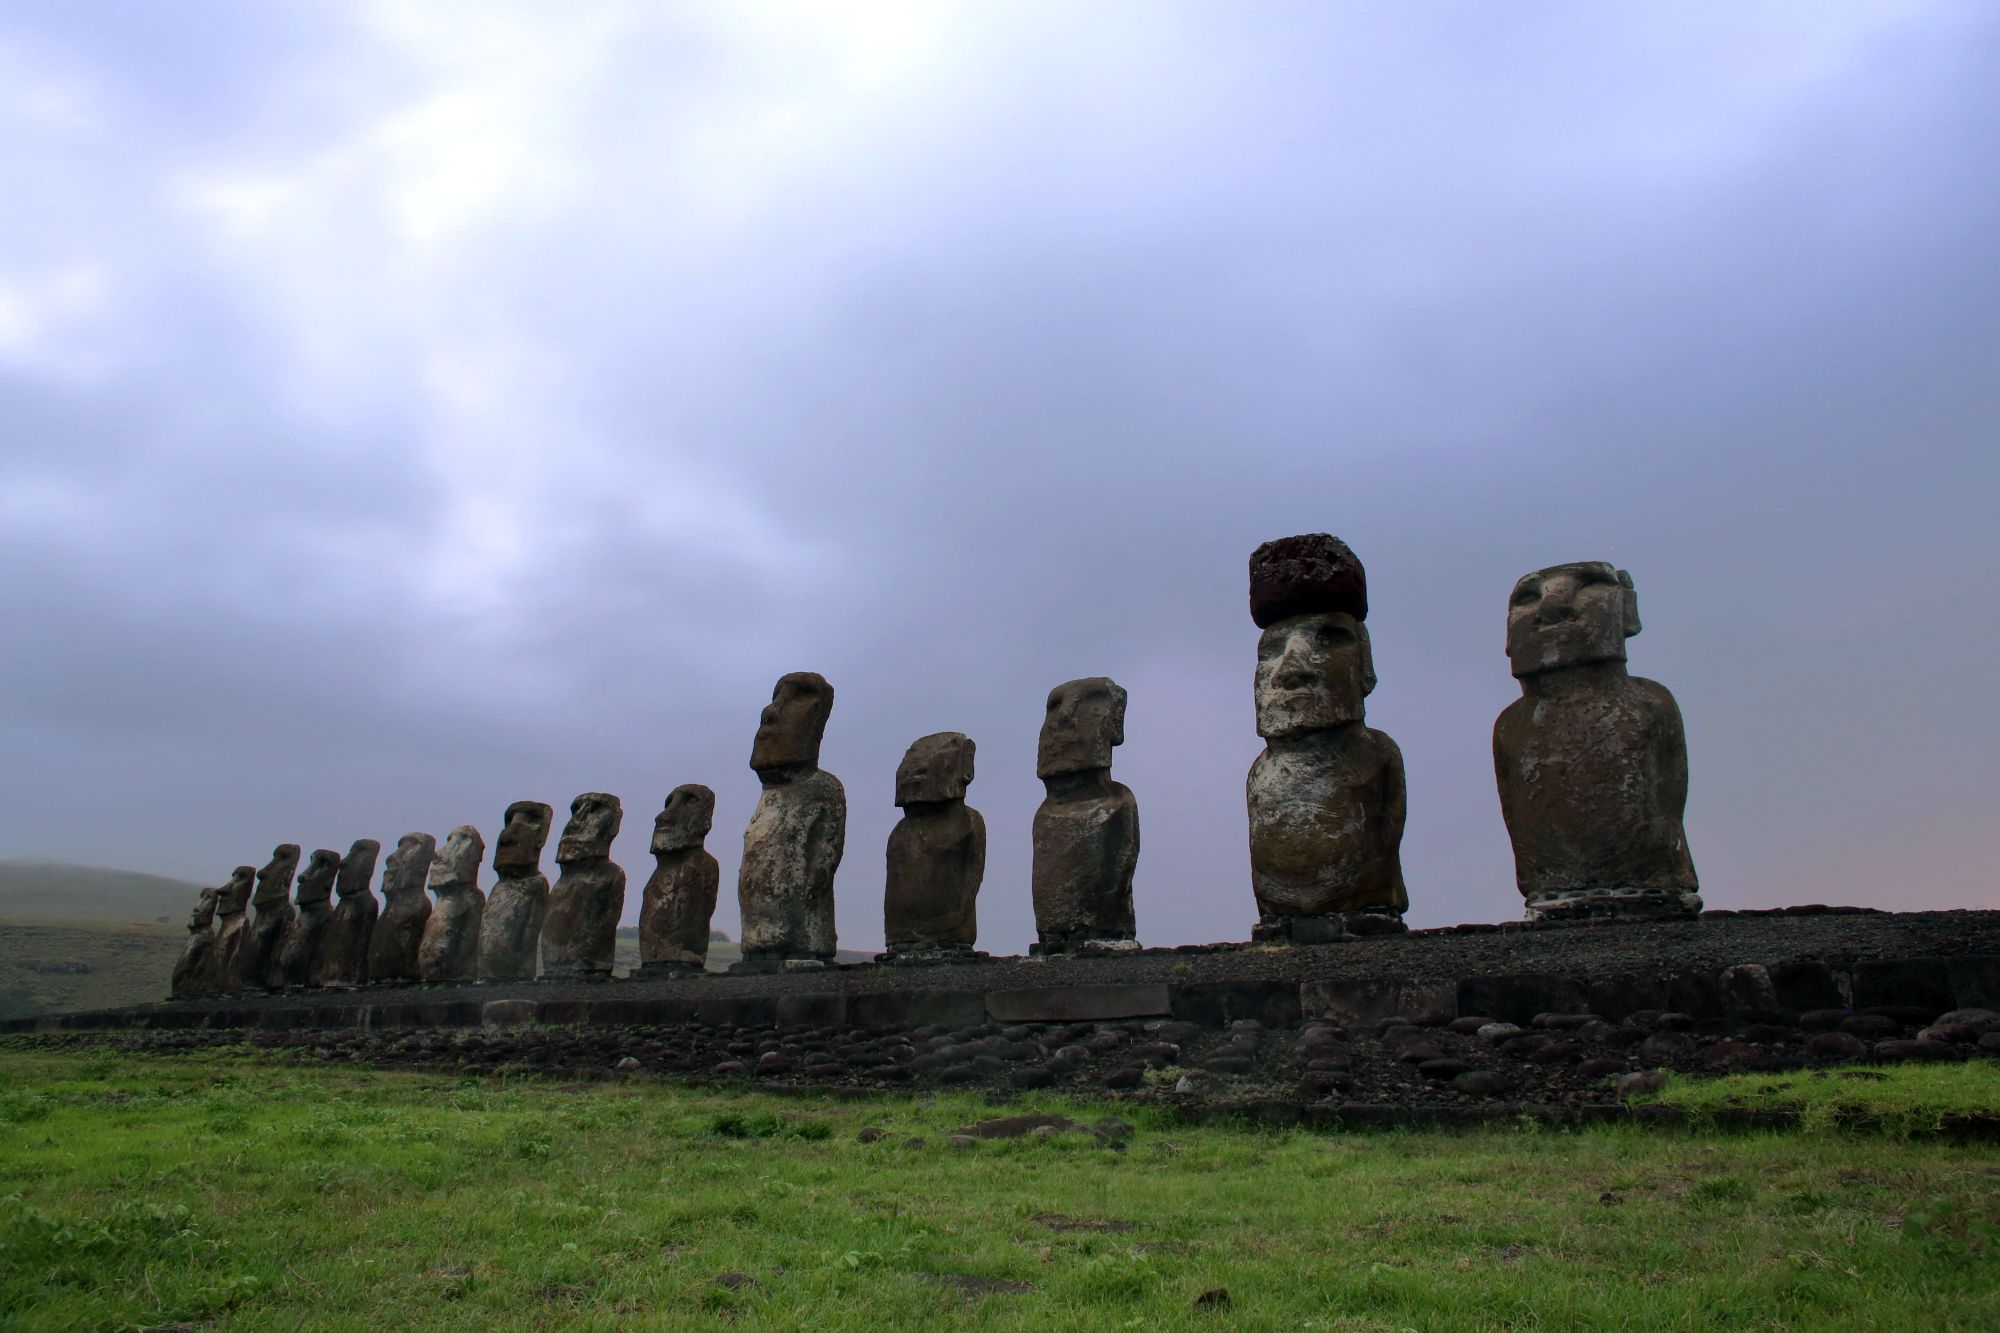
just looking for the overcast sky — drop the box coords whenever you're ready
[3,1,1994,951]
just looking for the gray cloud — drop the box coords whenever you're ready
[3,1,1995,952]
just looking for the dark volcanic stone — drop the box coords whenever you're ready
[1249,532,1367,627]
[1804,1032,1868,1062]
[1452,1070,1511,1097]
[1419,1058,1473,1080]
[1839,1014,1900,1040]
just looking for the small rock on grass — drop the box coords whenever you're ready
[1616,1070,1669,1097]
[857,1126,887,1143]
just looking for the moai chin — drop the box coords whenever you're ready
[639,785,720,975]
[1493,561,1700,920]
[883,732,986,963]
[1031,678,1139,954]
[365,832,436,985]
[272,849,341,990]
[209,866,257,996]
[479,801,553,983]
[541,793,626,980]
[418,824,488,983]
[242,844,301,993]
[1245,534,1409,942]
[313,838,381,988]
[735,672,845,972]
[169,887,221,1000]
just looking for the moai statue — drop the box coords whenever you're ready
[169,887,221,1000]
[639,785,720,975]
[736,673,845,971]
[209,866,256,996]
[312,838,381,988]
[1031,678,1139,953]
[541,793,625,980]
[241,844,301,992]
[1246,534,1408,942]
[480,801,553,983]
[272,849,340,990]
[883,732,986,963]
[418,824,487,983]
[365,832,436,985]
[1494,562,1700,920]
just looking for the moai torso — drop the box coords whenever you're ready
[1493,563,1699,918]
[314,839,380,987]
[243,845,300,992]
[418,825,487,983]
[640,785,720,972]
[737,673,845,963]
[480,802,551,982]
[209,866,256,996]
[273,849,340,990]
[1244,535,1407,933]
[1031,679,1139,947]
[169,888,220,999]
[884,733,986,952]
[366,833,436,984]
[542,793,625,979]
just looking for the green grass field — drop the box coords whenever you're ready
[2,1045,1996,1330]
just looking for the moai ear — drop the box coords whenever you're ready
[1617,569,1642,637]
[1358,623,1378,697]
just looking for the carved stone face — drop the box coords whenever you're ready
[652,784,715,854]
[253,844,301,906]
[383,833,436,894]
[558,792,622,864]
[428,824,486,890]
[494,801,553,874]
[1255,611,1373,740]
[215,866,255,916]
[1507,562,1640,678]
[751,672,835,773]
[188,886,219,930]
[1037,677,1127,778]
[336,839,380,898]
[897,732,975,805]
[295,850,341,906]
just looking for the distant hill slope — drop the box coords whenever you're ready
[0,859,207,927]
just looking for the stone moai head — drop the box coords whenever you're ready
[1250,534,1375,740]
[897,732,975,806]
[188,886,219,931]
[429,824,485,890]
[383,833,437,894]
[1506,561,1641,678]
[493,801,554,875]
[336,839,381,898]
[254,844,302,906]
[750,672,835,773]
[215,866,256,916]
[1037,678,1127,778]
[295,850,341,906]
[652,784,715,855]
[557,792,622,865]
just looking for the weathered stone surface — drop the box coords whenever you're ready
[479,801,552,983]
[242,845,301,993]
[312,839,380,989]
[986,984,1171,1023]
[1301,977,1455,1027]
[209,866,257,996]
[738,673,844,965]
[542,793,626,980]
[169,887,221,999]
[272,849,340,990]
[365,832,436,985]
[1249,533,1368,628]
[640,784,720,972]
[418,824,487,983]
[1494,562,1700,921]
[885,732,985,955]
[1246,537,1407,933]
[1032,678,1138,948]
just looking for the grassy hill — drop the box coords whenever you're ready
[0,861,207,1020]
